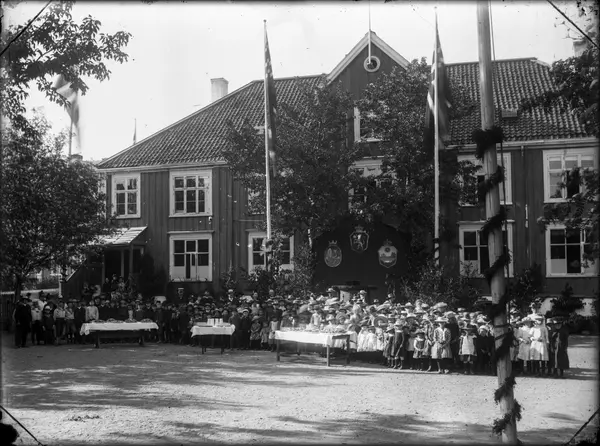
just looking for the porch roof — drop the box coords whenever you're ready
[98,227,147,247]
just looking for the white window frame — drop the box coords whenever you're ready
[543,148,597,203]
[349,157,384,206]
[169,169,212,217]
[458,222,514,277]
[545,223,598,277]
[112,173,141,219]
[354,107,382,143]
[169,233,213,282]
[248,231,294,271]
[457,153,512,206]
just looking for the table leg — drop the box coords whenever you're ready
[297,342,301,356]
[221,335,225,354]
[95,333,100,349]
[326,345,331,367]
[346,337,350,365]
[139,333,144,346]
[276,339,280,362]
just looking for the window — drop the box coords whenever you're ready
[349,158,383,206]
[544,149,596,202]
[170,233,212,281]
[112,173,140,218]
[354,107,382,143]
[170,170,212,216]
[457,153,512,206]
[546,225,597,276]
[248,232,294,271]
[459,223,513,277]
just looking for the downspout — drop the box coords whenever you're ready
[521,145,530,267]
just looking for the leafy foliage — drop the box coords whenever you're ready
[137,253,168,298]
[508,263,544,316]
[223,78,362,243]
[550,283,584,318]
[0,112,117,299]
[398,258,482,309]
[1,1,132,121]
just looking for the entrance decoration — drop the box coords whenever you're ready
[324,241,342,268]
[349,226,369,253]
[378,240,397,268]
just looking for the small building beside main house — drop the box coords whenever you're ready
[65,31,598,303]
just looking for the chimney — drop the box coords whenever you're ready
[211,78,229,102]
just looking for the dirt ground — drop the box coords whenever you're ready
[1,333,598,445]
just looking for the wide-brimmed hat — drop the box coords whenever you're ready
[434,317,447,324]
[373,315,388,326]
[404,302,414,308]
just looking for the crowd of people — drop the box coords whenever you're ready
[11,285,571,378]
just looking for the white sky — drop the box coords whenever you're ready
[5,1,580,161]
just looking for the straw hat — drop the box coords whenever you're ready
[434,317,447,324]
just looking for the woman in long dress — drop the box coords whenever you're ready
[550,318,570,378]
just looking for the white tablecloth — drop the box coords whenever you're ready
[191,326,236,336]
[80,322,159,336]
[275,331,357,348]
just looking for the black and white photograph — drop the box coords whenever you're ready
[1,0,598,444]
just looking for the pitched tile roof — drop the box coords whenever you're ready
[446,58,589,145]
[97,58,591,170]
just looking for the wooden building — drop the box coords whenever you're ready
[64,31,597,302]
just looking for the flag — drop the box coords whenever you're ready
[133,118,137,145]
[53,74,80,127]
[53,74,81,155]
[424,17,451,152]
[264,23,278,177]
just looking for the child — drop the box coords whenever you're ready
[268,315,279,352]
[383,324,395,368]
[413,330,427,371]
[391,321,406,369]
[549,318,570,378]
[249,315,262,350]
[260,321,270,350]
[459,325,478,375]
[432,317,452,374]
[529,315,549,377]
[406,327,417,370]
[517,318,533,375]
[365,326,378,364]
[41,307,55,346]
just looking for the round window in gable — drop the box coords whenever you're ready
[364,55,380,73]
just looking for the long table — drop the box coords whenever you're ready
[190,325,236,354]
[274,330,355,367]
[80,322,159,348]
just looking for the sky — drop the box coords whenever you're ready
[5,1,581,161]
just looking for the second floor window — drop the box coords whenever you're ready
[544,149,596,202]
[170,170,212,216]
[457,153,512,206]
[112,174,140,218]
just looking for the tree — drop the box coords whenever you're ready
[550,283,584,318]
[224,78,362,245]
[1,1,132,122]
[398,258,481,310]
[353,61,477,280]
[0,111,116,301]
[508,263,543,316]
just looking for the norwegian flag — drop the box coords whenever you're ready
[264,23,278,177]
[52,74,80,126]
[424,17,451,151]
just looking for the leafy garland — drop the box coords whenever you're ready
[472,126,523,437]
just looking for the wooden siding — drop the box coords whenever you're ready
[446,144,598,298]
[331,43,403,100]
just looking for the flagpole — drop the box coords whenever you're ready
[433,8,440,267]
[264,20,272,242]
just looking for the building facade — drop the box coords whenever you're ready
[65,32,596,302]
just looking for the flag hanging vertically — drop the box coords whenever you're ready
[133,118,137,145]
[264,22,278,178]
[424,16,451,152]
[53,74,81,155]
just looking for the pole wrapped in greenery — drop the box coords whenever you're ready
[472,125,523,436]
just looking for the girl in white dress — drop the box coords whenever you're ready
[529,315,549,377]
[517,318,533,375]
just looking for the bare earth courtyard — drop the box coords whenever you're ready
[1,334,598,445]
